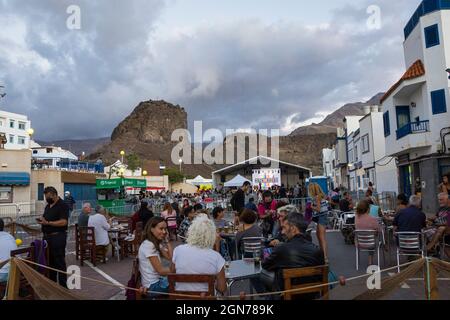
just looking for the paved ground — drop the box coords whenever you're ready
[63,231,450,300]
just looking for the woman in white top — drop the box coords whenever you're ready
[171,214,227,295]
[139,216,173,298]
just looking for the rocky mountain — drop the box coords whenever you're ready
[289,93,384,136]
[87,100,215,177]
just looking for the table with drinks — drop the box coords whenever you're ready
[108,220,131,261]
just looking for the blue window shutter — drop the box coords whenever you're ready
[383,111,391,137]
[431,89,447,115]
[424,24,439,48]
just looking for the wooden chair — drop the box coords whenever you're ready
[78,226,97,266]
[283,265,329,300]
[75,224,81,261]
[168,274,216,300]
[121,222,143,258]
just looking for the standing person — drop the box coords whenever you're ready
[231,181,251,213]
[0,218,18,283]
[63,191,76,218]
[258,191,278,238]
[308,182,329,263]
[37,187,69,288]
[438,174,450,196]
[77,202,92,228]
[279,184,287,199]
[161,202,177,229]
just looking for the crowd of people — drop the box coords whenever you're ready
[1,174,449,300]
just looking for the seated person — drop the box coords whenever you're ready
[131,201,154,232]
[355,200,381,266]
[0,218,18,283]
[426,193,450,253]
[260,212,325,297]
[77,203,92,228]
[212,206,227,229]
[245,197,258,212]
[139,217,173,298]
[178,206,196,238]
[270,205,295,247]
[339,192,354,212]
[88,209,111,258]
[393,195,426,233]
[171,214,226,295]
[235,209,263,257]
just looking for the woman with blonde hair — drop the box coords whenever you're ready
[171,214,227,294]
[308,182,329,262]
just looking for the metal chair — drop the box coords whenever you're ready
[241,237,265,259]
[354,230,381,270]
[395,231,425,273]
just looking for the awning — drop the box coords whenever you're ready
[0,172,31,186]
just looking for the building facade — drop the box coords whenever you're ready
[0,149,31,204]
[0,110,32,150]
[381,0,450,213]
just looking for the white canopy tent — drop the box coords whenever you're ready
[187,175,213,186]
[224,174,252,188]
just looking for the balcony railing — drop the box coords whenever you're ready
[396,120,430,140]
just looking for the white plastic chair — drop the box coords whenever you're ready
[395,231,425,272]
[354,230,381,270]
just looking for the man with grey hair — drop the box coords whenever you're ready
[77,202,92,228]
[270,205,298,247]
[426,193,450,253]
[261,212,325,294]
[393,195,426,233]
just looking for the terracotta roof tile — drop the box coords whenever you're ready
[381,60,425,104]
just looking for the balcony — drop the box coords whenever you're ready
[396,120,430,140]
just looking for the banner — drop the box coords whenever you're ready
[252,169,281,190]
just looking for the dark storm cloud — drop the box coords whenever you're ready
[0,0,420,140]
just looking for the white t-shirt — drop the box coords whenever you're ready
[172,244,225,292]
[138,240,161,288]
[88,214,111,246]
[0,231,18,276]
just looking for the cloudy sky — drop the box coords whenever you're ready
[0,0,420,141]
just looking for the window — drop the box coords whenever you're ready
[9,120,15,129]
[0,118,4,127]
[383,111,391,137]
[9,135,14,144]
[424,24,439,48]
[18,136,26,145]
[355,146,359,162]
[362,135,370,153]
[0,186,13,203]
[18,122,26,130]
[431,89,447,115]
[37,183,44,201]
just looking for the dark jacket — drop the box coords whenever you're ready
[262,234,325,290]
[393,206,426,233]
[231,189,245,212]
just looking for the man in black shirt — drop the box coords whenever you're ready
[231,181,251,213]
[37,187,69,288]
[339,192,354,212]
[63,191,76,218]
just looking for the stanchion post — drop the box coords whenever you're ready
[6,258,21,300]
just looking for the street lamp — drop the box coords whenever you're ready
[120,150,125,163]
[179,158,182,173]
[142,170,148,177]
[27,128,34,149]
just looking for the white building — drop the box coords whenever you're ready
[359,106,399,193]
[322,148,334,180]
[381,0,450,213]
[31,145,78,168]
[332,127,349,190]
[344,116,364,191]
[0,110,32,150]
